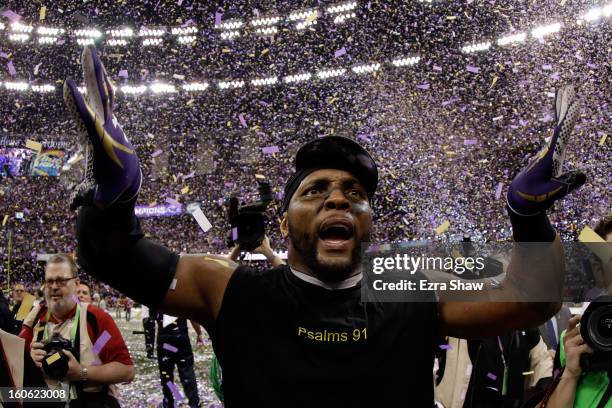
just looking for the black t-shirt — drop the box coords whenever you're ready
[212,265,440,408]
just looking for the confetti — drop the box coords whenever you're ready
[334,47,347,58]
[166,381,184,403]
[487,372,497,380]
[416,83,430,90]
[435,221,450,235]
[118,70,129,78]
[92,330,112,355]
[151,149,163,158]
[7,61,16,76]
[162,343,178,352]
[495,182,504,200]
[439,344,452,350]
[1,10,22,22]
[262,146,279,154]
[39,6,46,20]
[25,140,43,152]
[466,65,480,73]
[238,113,247,128]
[190,205,212,232]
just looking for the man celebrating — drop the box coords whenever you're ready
[65,46,584,406]
[20,254,134,407]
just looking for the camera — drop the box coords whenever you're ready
[227,179,273,252]
[41,333,74,380]
[580,295,612,372]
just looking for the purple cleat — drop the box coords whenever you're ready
[64,45,141,210]
[507,85,586,216]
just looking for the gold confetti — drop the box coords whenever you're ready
[491,76,499,87]
[39,6,46,20]
[25,139,43,152]
[181,186,190,194]
[435,221,450,235]
[2,215,8,226]
[599,134,607,146]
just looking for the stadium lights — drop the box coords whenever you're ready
[107,39,128,46]
[31,84,55,93]
[4,82,29,91]
[139,28,165,37]
[9,34,30,42]
[531,23,561,39]
[0,22,4,30]
[77,38,95,46]
[218,80,245,89]
[296,20,317,30]
[351,63,381,74]
[251,76,278,86]
[578,5,612,23]
[216,20,244,30]
[461,41,491,53]
[391,56,420,67]
[327,2,357,14]
[177,35,197,44]
[38,36,58,45]
[255,27,278,35]
[74,29,102,38]
[11,22,34,33]
[316,68,346,79]
[171,26,198,35]
[142,38,163,46]
[497,32,526,46]
[251,16,281,27]
[121,85,147,95]
[149,83,177,94]
[333,13,356,24]
[37,27,64,36]
[283,73,311,83]
[288,9,318,21]
[220,31,240,40]
[182,82,209,91]
[107,28,134,37]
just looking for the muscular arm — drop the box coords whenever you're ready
[159,255,237,326]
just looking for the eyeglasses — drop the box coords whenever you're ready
[44,277,77,287]
[13,289,25,293]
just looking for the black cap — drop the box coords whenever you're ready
[281,136,378,213]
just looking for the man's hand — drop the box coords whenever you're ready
[30,342,47,368]
[64,45,141,209]
[562,316,593,378]
[61,349,83,382]
[507,85,585,216]
[253,236,274,259]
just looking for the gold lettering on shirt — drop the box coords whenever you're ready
[296,326,367,343]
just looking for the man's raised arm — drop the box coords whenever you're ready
[438,85,585,338]
[65,46,231,325]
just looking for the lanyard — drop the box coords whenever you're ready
[497,336,509,396]
[43,303,80,348]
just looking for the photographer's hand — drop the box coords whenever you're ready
[30,342,47,369]
[61,349,83,382]
[562,316,593,378]
[254,236,285,267]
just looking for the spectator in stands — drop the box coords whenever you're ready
[76,283,92,303]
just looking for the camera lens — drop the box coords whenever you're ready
[597,313,612,340]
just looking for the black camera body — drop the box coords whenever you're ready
[227,180,273,252]
[41,333,74,380]
[580,295,612,372]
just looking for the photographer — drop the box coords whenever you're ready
[543,216,611,408]
[19,254,134,407]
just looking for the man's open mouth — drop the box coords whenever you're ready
[319,220,354,248]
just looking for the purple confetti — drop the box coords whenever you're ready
[487,372,497,380]
[262,146,279,154]
[464,139,477,145]
[1,10,22,22]
[466,65,480,73]
[182,171,195,180]
[166,381,184,403]
[416,83,430,90]
[495,182,503,200]
[151,149,163,158]
[334,47,347,58]
[92,330,112,355]
[177,0,183,5]
[433,65,442,72]
[231,227,238,240]
[541,64,552,70]
[215,12,222,26]
[519,119,528,127]
[540,114,553,122]
[118,69,128,78]
[238,113,247,128]
[162,343,178,352]
[0,52,8,59]
[439,344,452,350]
[259,100,269,106]
[7,61,16,76]
[550,72,561,81]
